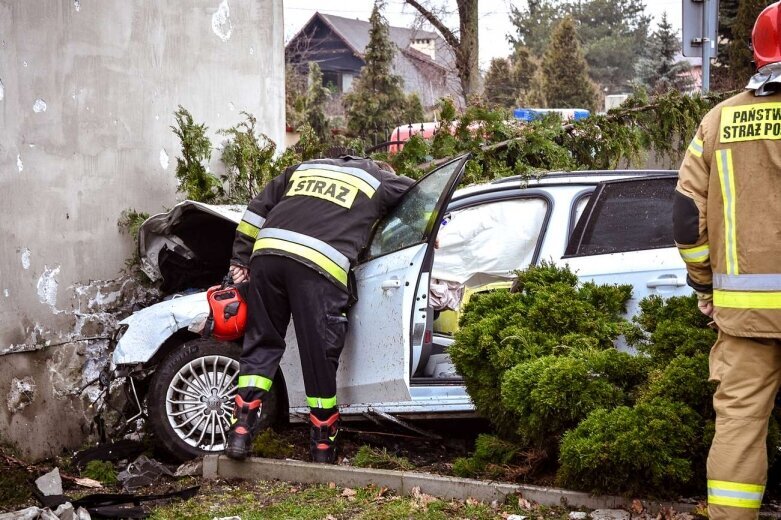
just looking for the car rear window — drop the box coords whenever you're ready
[565,176,677,257]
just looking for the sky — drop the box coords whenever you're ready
[283,0,685,69]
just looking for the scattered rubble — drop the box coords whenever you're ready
[7,376,37,413]
[590,509,631,520]
[35,468,63,497]
[117,455,175,491]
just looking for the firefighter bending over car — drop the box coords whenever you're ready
[674,3,781,518]
[223,156,413,463]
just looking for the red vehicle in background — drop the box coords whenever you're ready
[387,108,590,154]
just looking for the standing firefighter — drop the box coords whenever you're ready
[224,156,413,463]
[674,3,781,518]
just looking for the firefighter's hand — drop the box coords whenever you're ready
[696,291,714,317]
[698,299,714,317]
[229,265,249,284]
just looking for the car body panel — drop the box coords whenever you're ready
[112,292,209,365]
[112,167,691,420]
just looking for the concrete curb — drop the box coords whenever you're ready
[203,455,697,513]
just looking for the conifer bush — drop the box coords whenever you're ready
[448,263,768,496]
[557,399,700,495]
[449,262,632,437]
[500,350,643,445]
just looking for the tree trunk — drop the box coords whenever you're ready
[404,0,480,101]
[456,0,479,99]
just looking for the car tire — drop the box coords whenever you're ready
[147,337,279,461]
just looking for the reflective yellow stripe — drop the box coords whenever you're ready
[709,480,764,493]
[716,149,739,275]
[708,479,764,509]
[708,495,762,508]
[291,169,376,198]
[254,238,348,286]
[307,396,338,409]
[237,220,260,239]
[238,375,273,391]
[714,290,781,309]
[679,244,709,264]
[688,136,704,157]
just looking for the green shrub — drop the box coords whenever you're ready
[82,460,118,485]
[251,429,295,459]
[641,353,714,418]
[450,263,632,437]
[501,350,645,445]
[352,446,413,471]
[557,399,700,496]
[452,434,519,479]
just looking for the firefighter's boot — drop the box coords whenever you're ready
[225,395,261,461]
[310,410,340,464]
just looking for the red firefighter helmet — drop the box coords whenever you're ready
[753,2,781,70]
[206,284,247,341]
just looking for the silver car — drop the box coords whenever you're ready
[111,156,691,460]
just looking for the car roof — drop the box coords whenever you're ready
[452,169,677,199]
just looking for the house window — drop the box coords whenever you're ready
[322,71,341,93]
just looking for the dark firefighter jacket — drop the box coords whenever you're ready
[231,157,414,292]
[674,90,781,337]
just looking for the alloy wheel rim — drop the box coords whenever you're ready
[164,355,239,451]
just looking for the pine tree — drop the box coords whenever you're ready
[637,13,693,94]
[343,2,408,144]
[304,62,330,143]
[724,0,770,88]
[484,58,517,108]
[541,17,599,112]
[509,0,650,94]
[511,47,538,105]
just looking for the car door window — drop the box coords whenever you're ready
[432,198,549,284]
[565,176,677,257]
[367,158,464,260]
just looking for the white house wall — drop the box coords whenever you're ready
[0,0,285,460]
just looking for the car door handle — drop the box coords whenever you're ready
[646,275,687,288]
[381,279,402,290]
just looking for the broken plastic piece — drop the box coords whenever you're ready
[117,455,174,491]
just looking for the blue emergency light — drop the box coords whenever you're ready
[513,108,590,122]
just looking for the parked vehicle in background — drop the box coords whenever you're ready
[387,108,590,153]
[110,158,690,460]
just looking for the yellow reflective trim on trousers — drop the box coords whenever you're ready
[237,220,260,239]
[716,149,739,275]
[708,480,765,493]
[714,290,781,309]
[307,396,338,409]
[679,244,709,263]
[254,237,348,286]
[688,137,704,157]
[708,495,762,509]
[237,375,273,391]
[291,169,376,198]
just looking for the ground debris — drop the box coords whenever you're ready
[117,455,174,492]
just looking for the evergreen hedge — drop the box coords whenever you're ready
[449,263,779,496]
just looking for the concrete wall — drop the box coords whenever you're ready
[0,0,285,460]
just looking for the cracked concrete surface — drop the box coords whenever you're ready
[0,0,284,461]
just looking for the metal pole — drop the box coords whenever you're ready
[702,0,711,93]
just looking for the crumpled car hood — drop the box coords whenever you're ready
[139,200,244,293]
[112,292,209,366]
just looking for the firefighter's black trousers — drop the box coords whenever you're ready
[238,255,349,417]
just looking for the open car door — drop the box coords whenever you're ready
[279,155,470,411]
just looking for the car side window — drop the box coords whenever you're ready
[367,160,462,260]
[432,198,549,283]
[565,177,677,257]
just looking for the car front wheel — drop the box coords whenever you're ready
[147,337,278,461]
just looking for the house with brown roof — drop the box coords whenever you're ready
[285,12,461,111]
